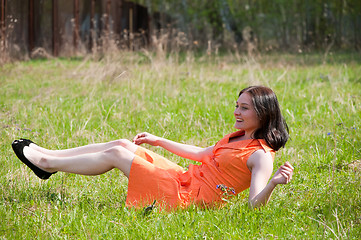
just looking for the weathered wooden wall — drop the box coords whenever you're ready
[1,0,152,58]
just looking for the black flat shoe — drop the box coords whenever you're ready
[12,139,55,180]
[20,138,35,146]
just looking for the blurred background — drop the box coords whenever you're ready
[1,0,360,60]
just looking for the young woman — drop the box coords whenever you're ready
[12,86,294,209]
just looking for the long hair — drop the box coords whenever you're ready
[239,86,289,151]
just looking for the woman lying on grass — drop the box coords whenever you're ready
[12,86,293,210]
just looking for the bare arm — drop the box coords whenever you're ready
[247,150,294,209]
[133,132,214,162]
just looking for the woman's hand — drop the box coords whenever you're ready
[132,132,213,162]
[270,161,294,185]
[133,132,161,146]
[247,155,294,208]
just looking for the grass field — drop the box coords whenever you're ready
[1,52,360,239]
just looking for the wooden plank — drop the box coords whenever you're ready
[73,0,79,50]
[52,0,59,56]
[116,0,122,35]
[89,0,95,50]
[28,0,34,53]
[0,0,5,45]
[105,0,111,32]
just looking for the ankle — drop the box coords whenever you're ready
[38,157,54,172]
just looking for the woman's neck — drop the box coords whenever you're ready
[229,130,254,143]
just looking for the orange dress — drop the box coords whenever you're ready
[126,130,275,209]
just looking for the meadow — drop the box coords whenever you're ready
[0,51,360,239]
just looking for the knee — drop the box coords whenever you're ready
[112,139,137,152]
[103,146,134,169]
[103,146,128,159]
[115,139,132,148]
[103,146,134,176]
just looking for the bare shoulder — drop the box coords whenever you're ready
[247,149,273,170]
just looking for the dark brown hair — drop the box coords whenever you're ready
[239,86,289,151]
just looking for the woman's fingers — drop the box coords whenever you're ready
[132,132,158,146]
[284,161,294,170]
[279,166,293,175]
[134,132,146,139]
[273,162,294,184]
[280,172,289,182]
[133,132,147,144]
[280,169,292,180]
[279,169,292,176]
[279,164,294,174]
[133,133,140,142]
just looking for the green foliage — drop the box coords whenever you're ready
[0,52,360,238]
[137,0,361,50]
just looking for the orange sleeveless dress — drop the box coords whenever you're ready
[126,131,275,209]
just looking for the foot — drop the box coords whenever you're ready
[12,139,56,180]
[20,138,35,147]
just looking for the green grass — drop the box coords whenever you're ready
[1,52,360,239]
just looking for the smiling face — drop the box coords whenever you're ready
[234,92,261,138]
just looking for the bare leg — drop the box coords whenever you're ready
[29,139,138,158]
[23,144,135,177]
